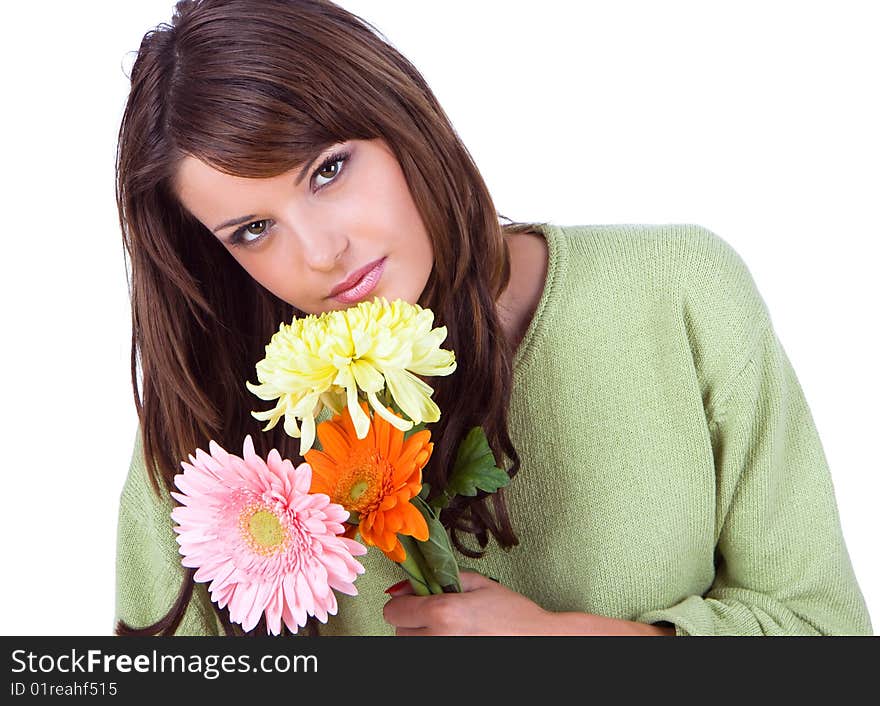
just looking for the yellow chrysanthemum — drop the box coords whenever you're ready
[247,297,456,455]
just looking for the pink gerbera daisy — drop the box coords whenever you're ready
[170,434,367,635]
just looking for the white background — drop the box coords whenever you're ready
[0,1,876,635]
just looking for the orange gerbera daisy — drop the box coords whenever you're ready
[303,400,431,562]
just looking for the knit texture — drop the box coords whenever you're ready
[114,223,873,636]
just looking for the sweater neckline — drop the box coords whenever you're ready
[512,222,568,376]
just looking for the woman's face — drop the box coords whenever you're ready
[173,138,434,315]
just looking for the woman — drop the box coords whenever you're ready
[114,0,872,636]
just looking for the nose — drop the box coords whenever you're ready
[291,220,349,272]
[303,238,346,271]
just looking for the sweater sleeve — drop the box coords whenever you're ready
[114,426,222,636]
[636,236,872,635]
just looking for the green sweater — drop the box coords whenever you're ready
[114,223,873,636]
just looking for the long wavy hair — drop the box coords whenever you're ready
[115,0,547,636]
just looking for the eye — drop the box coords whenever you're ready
[229,220,271,247]
[227,149,350,249]
[312,150,350,191]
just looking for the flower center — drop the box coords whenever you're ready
[249,510,284,548]
[336,451,388,514]
[349,480,370,502]
[239,505,287,556]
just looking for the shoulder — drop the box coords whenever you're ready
[116,425,222,635]
[552,222,773,393]
[117,425,179,571]
[119,425,172,514]
[556,222,752,277]
[555,223,767,321]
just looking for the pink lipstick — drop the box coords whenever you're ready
[330,257,387,304]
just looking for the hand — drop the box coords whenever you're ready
[382,571,677,636]
[382,571,560,636]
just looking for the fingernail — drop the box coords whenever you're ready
[488,576,500,583]
[384,579,409,594]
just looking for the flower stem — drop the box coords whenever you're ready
[397,542,432,596]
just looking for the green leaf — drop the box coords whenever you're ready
[397,534,443,594]
[410,496,461,592]
[418,482,432,501]
[395,540,432,596]
[430,426,510,511]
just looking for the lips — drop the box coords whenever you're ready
[330,258,385,297]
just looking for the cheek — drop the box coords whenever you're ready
[348,157,419,226]
[238,256,300,303]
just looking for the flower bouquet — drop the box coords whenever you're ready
[246,297,510,597]
[169,297,510,635]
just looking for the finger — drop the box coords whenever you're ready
[459,570,497,591]
[385,579,416,597]
[395,626,431,637]
[382,594,431,628]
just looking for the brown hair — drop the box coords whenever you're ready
[115,0,546,636]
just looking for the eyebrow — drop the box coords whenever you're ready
[211,149,326,235]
